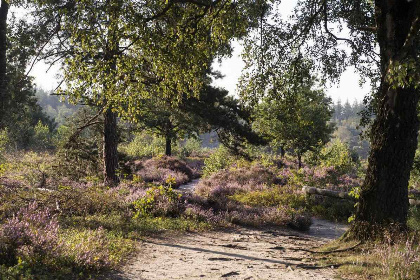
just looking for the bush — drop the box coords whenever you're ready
[120,132,165,158]
[0,203,61,267]
[202,146,235,177]
[176,137,204,158]
[133,185,183,218]
[133,156,194,187]
[32,120,54,150]
[320,139,356,174]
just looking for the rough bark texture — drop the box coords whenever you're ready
[103,108,119,186]
[350,0,420,239]
[0,0,9,128]
[165,136,172,156]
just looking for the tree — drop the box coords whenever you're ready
[0,12,54,149]
[252,67,334,168]
[134,82,263,157]
[30,0,261,185]
[0,0,9,127]
[240,0,420,238]
[133,97,203,156]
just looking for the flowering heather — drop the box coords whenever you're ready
[62,227,113,270]
[133,156,193,187]
[195,165,277,197]
[106,183,148,204]
[0,202,61,265]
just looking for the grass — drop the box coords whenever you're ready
[313,233,420,280]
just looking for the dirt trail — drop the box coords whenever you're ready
[110,180,348,280]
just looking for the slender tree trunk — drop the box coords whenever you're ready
[349,0,420,239]
[0,0,9,128]
[165,135,172,156]
[280,146,285,158]
[297,153,302,169]
[103,108,119,186]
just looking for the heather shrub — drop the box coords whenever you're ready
[196,165,278,197]
[61,227,133,271]
[202,146,236,177]
[0,203,61,267]
[229,186,306,209]
[134,156,193,187]
[133,185,183,218]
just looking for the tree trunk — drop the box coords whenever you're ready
[103,108,119,186]
[280,146,285,158]
[165,135,172,156]
[297,153,302,169]
[0,0,9,128]
[349,0,420,239]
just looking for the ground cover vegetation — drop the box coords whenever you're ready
[0,0,419,279]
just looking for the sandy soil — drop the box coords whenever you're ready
[110,220,347,280]
[109,180,348,280]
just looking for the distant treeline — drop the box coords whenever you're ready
[332,100,370,159]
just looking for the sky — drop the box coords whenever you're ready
[211,43,370,103]
[28,0,370,103]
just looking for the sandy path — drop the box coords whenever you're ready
[109,180,348,280]
[110,222,346,280]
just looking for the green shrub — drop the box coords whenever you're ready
[320,139,355,174]
[408,206,420,231]
[32,121,54,150]
[133,185,182,218]
[177,137,203,158]
[202,146,235,177]
[120,132,165,158]
[229,187,306,209]
[0,129,10,162]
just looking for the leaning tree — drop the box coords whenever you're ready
[240,0,420,239]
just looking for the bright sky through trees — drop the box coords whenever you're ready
[27,0,370,103]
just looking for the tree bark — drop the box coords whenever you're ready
[297,153,302,169]
[0,0,9,128]
[165,135,172,156]
[349,0,420,239]
[103,108,119,186]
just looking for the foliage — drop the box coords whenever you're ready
[0,128,9,162]
[1,15,55,150]
[133,185,182,218]
[202,145,236,177]
[252,62,334,167]
[177,137,205,158]
[120,132,165,158]
[32,0,260,116]
[319,139,357,175]
[54,107,103,180]
[35,88,78,127]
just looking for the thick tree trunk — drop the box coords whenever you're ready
[165,135,172,156]
[349,0,420,239]
[103,108,119,186]
[0,0,9,128]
